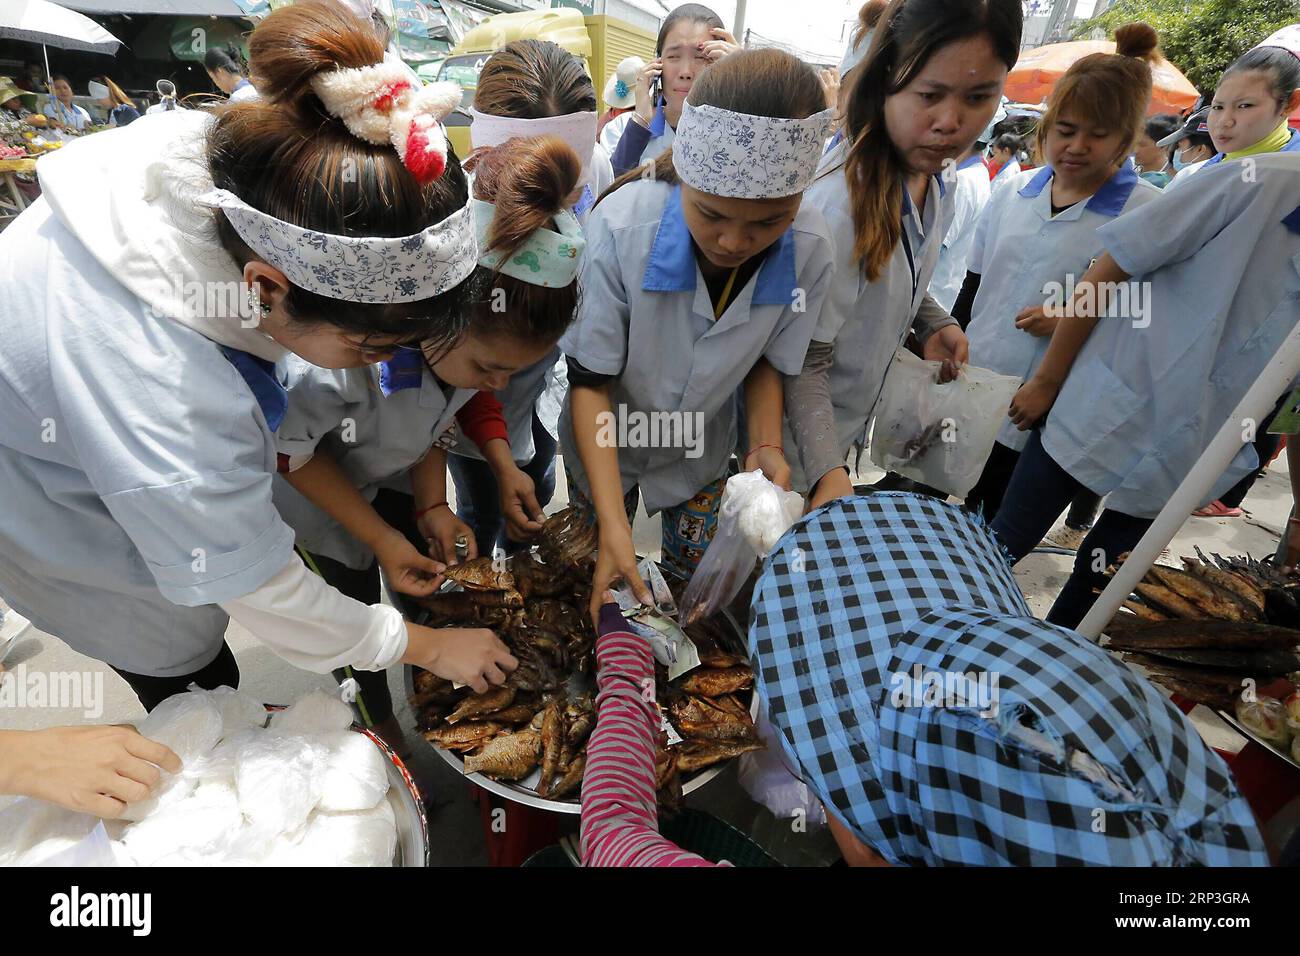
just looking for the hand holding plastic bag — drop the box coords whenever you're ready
[679,470,803,625]
[869,349,1020,498]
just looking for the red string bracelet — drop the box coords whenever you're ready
[414,501,451,519]
[744,443,785,466]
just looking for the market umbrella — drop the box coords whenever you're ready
[1006,39,1199,116]
[0,0,122,53]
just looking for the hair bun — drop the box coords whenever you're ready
[1115,22,1159,62]
[247,0,384,111]
[469,135,582,259]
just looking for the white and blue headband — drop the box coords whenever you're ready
[671,101,835,199]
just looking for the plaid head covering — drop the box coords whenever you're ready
[749,493,1268,866]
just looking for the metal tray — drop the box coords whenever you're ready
[400,559,756,815]
[1214,708,1300,772]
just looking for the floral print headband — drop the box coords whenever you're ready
[671,101,836,199]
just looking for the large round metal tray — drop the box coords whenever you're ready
[400,559,756,815]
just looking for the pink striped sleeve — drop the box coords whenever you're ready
[580,616,723,867]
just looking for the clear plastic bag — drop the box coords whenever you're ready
[679,470,803,625]
[869,349,1021,498]
[736,709,827,828]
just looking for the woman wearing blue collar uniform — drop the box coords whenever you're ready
[959,40,1162,522]
[599,4,739,178]
[995,149,1300,628]
[274,135,584,750]
[442,41,613,559]
[562,48,834,624]
[0,3,515,713]
[785,0,1023,506]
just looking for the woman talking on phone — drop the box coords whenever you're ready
[600,4,740,177]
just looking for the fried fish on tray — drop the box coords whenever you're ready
[442,557,516,591]
[536,699,565,797]
[675,738,764,774]
[463,729,542,780]
[424,721,506,752]
[669,694,757,741]
[446,685,515,724]
[548,752,586,799]
[676,665,754,697]
[508,551,573,599]
[537,507,598,570]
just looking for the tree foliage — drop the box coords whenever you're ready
[1073,0,1300,93]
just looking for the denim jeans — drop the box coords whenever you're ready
[990,430,1152,630]
[447,412,559,557]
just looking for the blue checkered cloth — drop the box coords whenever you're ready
[749,493,1268,866]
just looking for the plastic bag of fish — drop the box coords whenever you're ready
[0,687,400,867]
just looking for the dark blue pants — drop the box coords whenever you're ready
[447,413,558,557]
[990,430,1152,630]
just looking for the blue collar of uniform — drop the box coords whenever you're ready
[642,184,798,305]
[649,99,667,137]
[957,153,984,171]
[380,349,425,396]
[900,173,946,219]
[234,77,252,92]
[573,183,595,219]
[1017,159,1138,216]
[220,346,287,431]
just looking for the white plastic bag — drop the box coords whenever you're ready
[736,709,827,828]
[119,690,225,822]
[234,733,326,839]
[0,797,102,866]
[869,349,1020,498]
[315,730,390,813]
[120,778,243,866]
[269,689,354,736]
[679,470,803,625]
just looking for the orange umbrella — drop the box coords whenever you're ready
[1006,40,1200,116]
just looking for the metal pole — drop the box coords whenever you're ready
[1076,317,1300,640]
[733,0,747,39]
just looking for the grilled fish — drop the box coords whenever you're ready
[446,685,515,724]
[1103,620,1300,652]
[536,699,565,797]
[442,557,516,591]
[548,753,586,799]
[1124,646,1300,676]
[1180,557,1267,614]
[676,665,754,697]
[1146,564,1258,622]
[424,721,505,752]
[1133,581,1204,620]
[463,729,541,780]
[675,739,763,774]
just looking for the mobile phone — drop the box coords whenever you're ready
[650,72,661,107]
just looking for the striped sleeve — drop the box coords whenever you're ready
[580,609,723,867]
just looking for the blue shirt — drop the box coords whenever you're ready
[0,201,294,675]
[559,180,833,511]
[1042,153,1300,516]
[967,160,1159,450]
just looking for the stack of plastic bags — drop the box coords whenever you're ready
[0,686,398,867]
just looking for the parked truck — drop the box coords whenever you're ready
[436,3,657,159]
